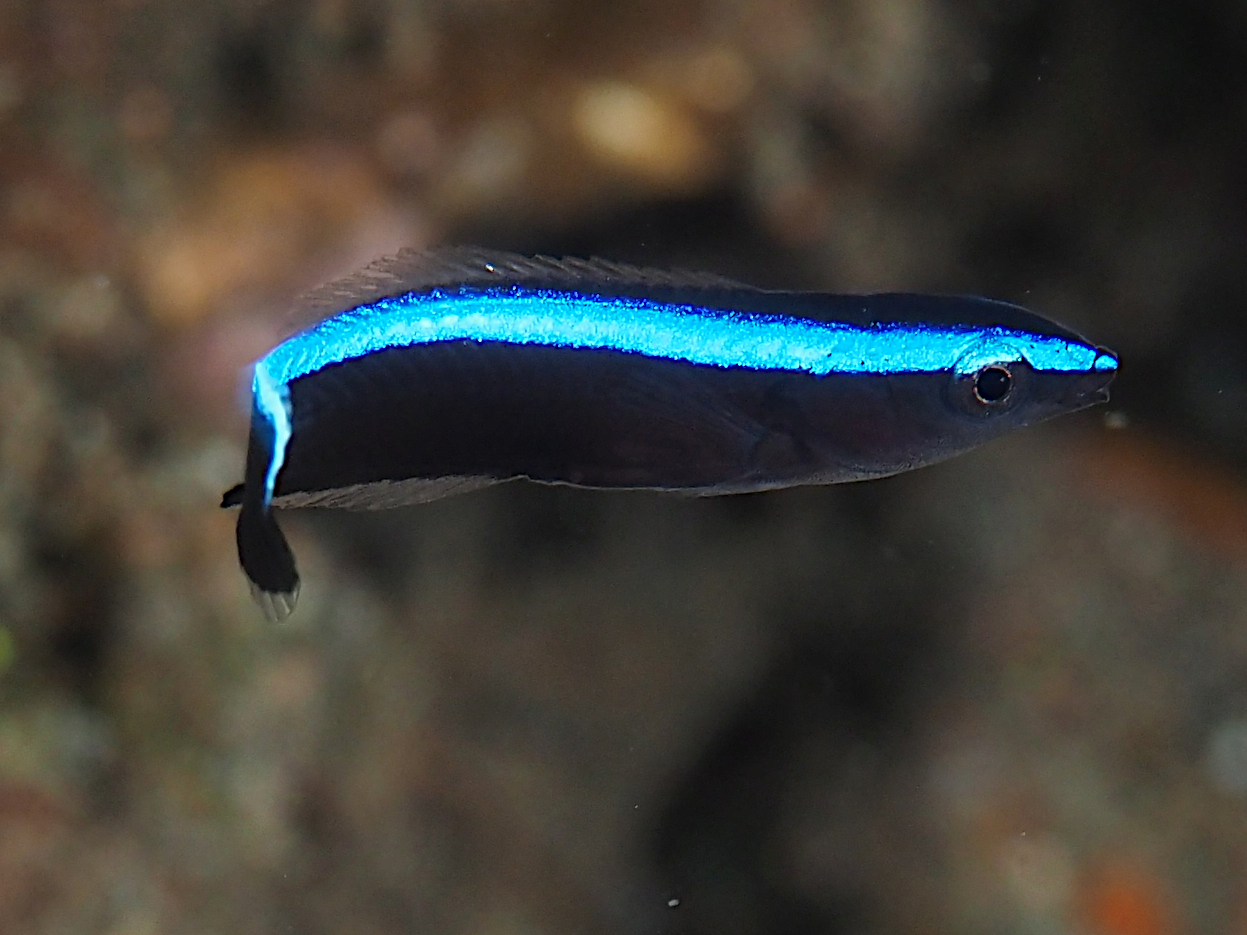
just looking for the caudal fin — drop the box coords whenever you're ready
[236,501,300,621]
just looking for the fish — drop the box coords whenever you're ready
[222,246,1118,619]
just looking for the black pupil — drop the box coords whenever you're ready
[975,366,1012,403]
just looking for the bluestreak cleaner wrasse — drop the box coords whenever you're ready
[222,247,1118,619]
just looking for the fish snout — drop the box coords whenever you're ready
[1060,349,1118,409]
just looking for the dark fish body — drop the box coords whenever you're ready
[225,248,1118,618]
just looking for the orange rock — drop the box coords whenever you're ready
[1079,861,1179,935]
[0,145,116,269]
[1079,428,1247,562]
[572,81,714,192]
[134,146,411,328]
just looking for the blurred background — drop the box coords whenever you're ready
[2,1,1246,932]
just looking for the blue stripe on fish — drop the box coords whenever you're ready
[258,286,1113,387]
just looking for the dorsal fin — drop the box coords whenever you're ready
[299,247,757,318]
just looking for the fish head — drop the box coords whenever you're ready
[800,298,1120,480]
[941,340,1118,426]
[886,336,1117,477]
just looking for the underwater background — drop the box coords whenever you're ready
[2,1,1246,932]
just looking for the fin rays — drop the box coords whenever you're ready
[299,246,754,320]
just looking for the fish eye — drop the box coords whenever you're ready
[973,364,1013,404]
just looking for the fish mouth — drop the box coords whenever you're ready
[1061,346,1118,409]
